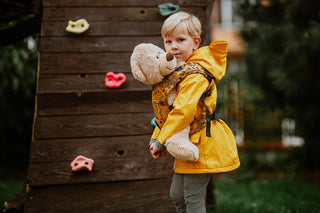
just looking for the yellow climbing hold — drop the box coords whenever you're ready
[66,19,90,34]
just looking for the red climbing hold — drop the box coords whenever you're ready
[105,72,126,88]
[70,155,94,172]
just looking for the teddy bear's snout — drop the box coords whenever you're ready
[166,52,174,61]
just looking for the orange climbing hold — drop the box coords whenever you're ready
[70,155,94,172]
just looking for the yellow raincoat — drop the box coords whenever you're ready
[151,40,240,174]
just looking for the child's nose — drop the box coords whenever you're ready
[171,41,178,50]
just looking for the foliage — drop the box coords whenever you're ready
[0,38,38,166]
[236,0,320,170]
[217,62,285,143]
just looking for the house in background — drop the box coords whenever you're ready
[211,0,245,59]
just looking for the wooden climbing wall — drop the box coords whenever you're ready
[25,0,214,212]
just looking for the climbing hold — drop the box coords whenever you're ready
[151,117,156,127]
[70,155,94,172]
[158,3,179,17]
[105,72,126,88]
[66,19,90,34]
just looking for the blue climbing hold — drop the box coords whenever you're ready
[158,3,179,17]
[151,117,157,127]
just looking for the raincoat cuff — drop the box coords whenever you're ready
[148,139,166,151]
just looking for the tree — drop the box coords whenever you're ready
[237,0,320,171]
[0,38,38,169]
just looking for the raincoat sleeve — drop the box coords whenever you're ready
[151,125,161,139]
[157,74,209,145]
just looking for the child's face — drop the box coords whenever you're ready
[163,30,200,63]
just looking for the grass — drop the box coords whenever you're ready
[208,173,320,213]
[0,167,25,211]
[2,172,319,213]
[1,164,320,213]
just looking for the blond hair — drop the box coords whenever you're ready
[161,11,202,39]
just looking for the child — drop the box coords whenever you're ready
[149,11,240,212]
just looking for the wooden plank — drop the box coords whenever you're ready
[39,36,164,53]
[41,21,163,37]
[39,35,208,53]
[42,7,157,21]
[28,156,174,186]
[42,7,206,21]
[28,136,174,185]
[39,53,131,74]
[43,0,207,7]
[203,0,215,44]
[25,178,175,213]
[37,73,150,94]
[29,135,153,162]
[37,91,153,116]
[34,113,154,139]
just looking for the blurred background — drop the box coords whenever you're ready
[1,0,319,212]
[212,0,320,176]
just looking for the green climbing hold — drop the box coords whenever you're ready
[158,3,180,17]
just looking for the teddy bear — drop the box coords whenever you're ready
[130,43,199,162]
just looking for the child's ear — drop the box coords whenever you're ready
[193,37,201,51]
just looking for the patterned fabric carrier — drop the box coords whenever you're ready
[152,62,219,137]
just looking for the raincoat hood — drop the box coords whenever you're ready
[188,40,228,82]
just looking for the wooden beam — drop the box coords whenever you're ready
[31,0,42,15]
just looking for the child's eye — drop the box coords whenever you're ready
[178,39,185,42]
[165,40,172,44]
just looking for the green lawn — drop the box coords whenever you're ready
[208,174,320,213]
[0,175,25,210]
[1,170,320,213]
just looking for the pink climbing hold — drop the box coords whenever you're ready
[105,72,126,88]
[70,155,94,172]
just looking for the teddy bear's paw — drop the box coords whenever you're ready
[166,143,199,162]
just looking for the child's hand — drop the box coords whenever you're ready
[149,143,166,159]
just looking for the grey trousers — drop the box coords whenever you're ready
[170,173,212,213]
